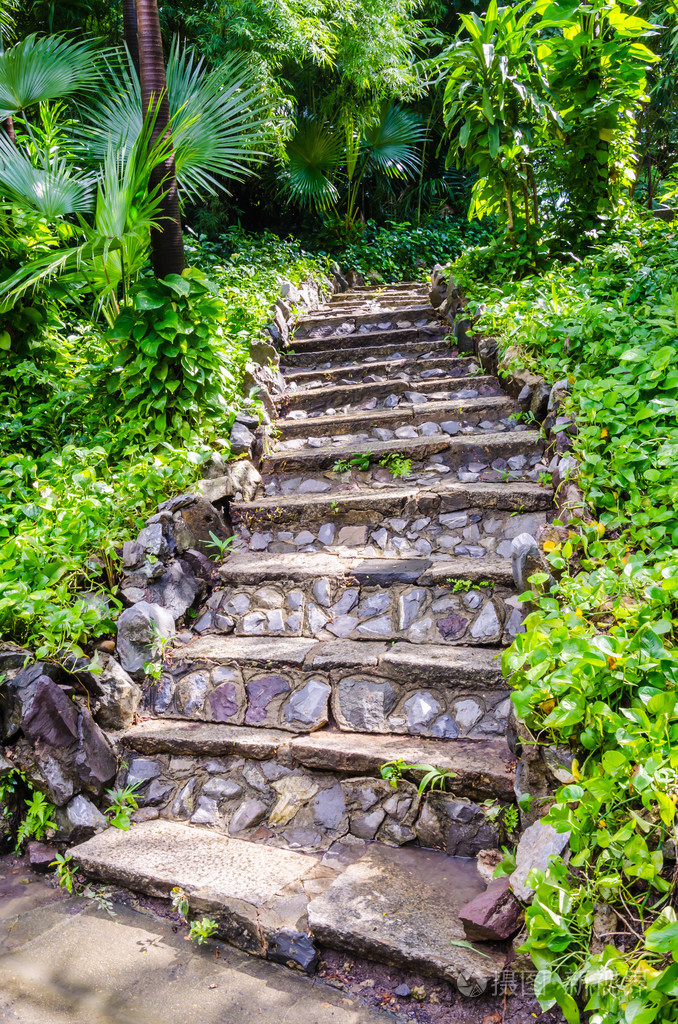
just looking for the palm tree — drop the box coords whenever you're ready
[283,103,425,233]
[136,0,184,278]
[0,32,271,311]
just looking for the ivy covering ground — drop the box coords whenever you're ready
[0,229,326,657]
[456,217,678,1024]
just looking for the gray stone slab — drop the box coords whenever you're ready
[289,732,515,800]
[72,820,323,960]
[123,720,289,760]
[176,635,318,667]
[307,844,506,986]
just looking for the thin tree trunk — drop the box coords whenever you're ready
[123,0,140,77]
[1,116,15,143]
[527,163,539,227]
[137,0,184,278]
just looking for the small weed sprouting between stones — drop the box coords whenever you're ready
[51,852,76,893]
[332,451,372,473]
[104,782,141,830]
[51,852,116,915]
[188,917,219,945]
[380,759,457,794]
[171,887,218,946]
[205,531,237,561]
[378,452,412,478]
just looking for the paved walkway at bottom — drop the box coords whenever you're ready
[0,857,392,1024]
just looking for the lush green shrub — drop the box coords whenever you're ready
[332,218,494,283]
[107,269,244,441]
[459,216,678,1024]
[0,230,328,656]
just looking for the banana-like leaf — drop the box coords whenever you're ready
[362,104,425,180]
[0,34,101,119]
[0,132,96,218]
[81,39,271,199]
[283,118,341,211]
[0,113,172,311]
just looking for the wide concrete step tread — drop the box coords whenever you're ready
[217,550,514,586]
[122,720,515,797]
[264,429,543,472]
[72,819,503,986]
[71,819,324,964]
[232,479,552,523]
[168,633,503,685]
[307,843,506,986]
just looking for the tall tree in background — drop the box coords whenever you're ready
[122,0,140,75]
[136,0,184,277]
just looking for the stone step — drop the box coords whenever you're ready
[232,485,549,560]
[282,353,477,385]
[294,305,436,338]
[122,717,516,801]
[307,844,506,987]
[71,818,327,967]
[189,551,521,648]
[289,324,443,353]
[276,395,518,440]
[263,429,544,478]
[150,633,509,738]
[281,374,504,415]
[71,819,506,986]
[282,336,451,368]
[327,293,428,309]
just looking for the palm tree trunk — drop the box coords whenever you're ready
[136,0,184,278]
[1,116,15,143]
[123,0,140,77]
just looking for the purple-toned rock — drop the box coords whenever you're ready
[209,681,239,721]
[459,876,524,941]
[436,614,468,641]
[22,676,78,748]
[73,709,117,796]
[245,675,290,724]
[27,840,58,872]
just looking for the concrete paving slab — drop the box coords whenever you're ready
[0,897,392,1024]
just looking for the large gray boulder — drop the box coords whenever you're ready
[116,601,175,680]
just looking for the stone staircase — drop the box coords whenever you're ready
[72,283,552,992]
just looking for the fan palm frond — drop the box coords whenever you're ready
[0,133,96,217]
[283,118,341,210]
[362,104,425,179]
[0,34,101,119]
[82,40,272,199]
[0,113,172,312]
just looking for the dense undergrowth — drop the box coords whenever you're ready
[0,229,327,657]
[457,217,678,1024]
[331,217,494,283]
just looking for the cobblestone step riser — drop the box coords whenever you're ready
[280,376,504,414]
[119,746,509,857]
[272,415,524,456]
[263,432,545,478]
[283,354,476,385]
[282,337,451,368]
[233,506,548,561]
[275,397,518,440]
[289,325,442,352]
[191,574,522,649]
[294,306,435,337]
